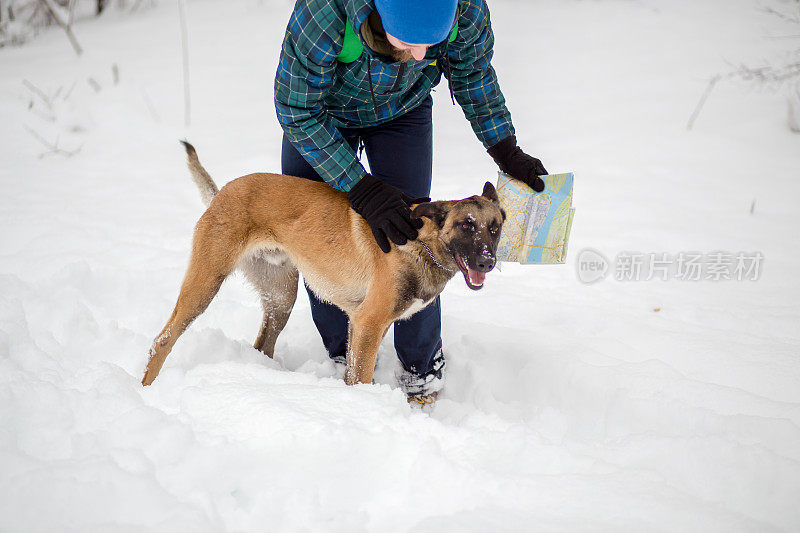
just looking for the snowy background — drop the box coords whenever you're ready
[1,0,799,531]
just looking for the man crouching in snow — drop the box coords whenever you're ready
[274,0,547,402]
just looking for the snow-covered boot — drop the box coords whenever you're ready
[396,349,445,405]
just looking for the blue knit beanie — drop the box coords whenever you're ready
[374,0,458,45]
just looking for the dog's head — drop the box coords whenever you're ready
[413,182,506,290]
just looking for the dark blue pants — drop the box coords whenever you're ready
[281,96,442,376]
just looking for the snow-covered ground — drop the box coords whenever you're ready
[1,0,799,531]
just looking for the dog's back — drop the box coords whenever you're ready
[178,141,374,304]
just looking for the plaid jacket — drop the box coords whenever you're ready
[275,0,515,192]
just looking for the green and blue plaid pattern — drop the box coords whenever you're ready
[274,0,515,192]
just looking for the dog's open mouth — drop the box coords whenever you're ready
[456,254,486,290]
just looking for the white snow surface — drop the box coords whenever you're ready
[1,0,799,531]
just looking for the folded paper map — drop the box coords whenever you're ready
[495,172,575,264]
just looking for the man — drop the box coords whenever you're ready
[275,0,547,401]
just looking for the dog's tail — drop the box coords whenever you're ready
[180,140,218,207]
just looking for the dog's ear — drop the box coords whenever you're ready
[482,181,499,203]
[413,201,451,229]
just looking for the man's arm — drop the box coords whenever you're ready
[275,0,423,252]
[446,0,547,191]
[274,0,366,192]
[445,0,513,150]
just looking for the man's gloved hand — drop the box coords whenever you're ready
[347,174,428,253]
[487,135,548,193]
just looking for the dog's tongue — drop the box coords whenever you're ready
[467,267,485,286]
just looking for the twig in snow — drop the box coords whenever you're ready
[23,78,53,110]
[24,125,82,158]
[689,1,800,132]
[686,75,721,130]
[131,0,150,13]
[141,87,161,123]
[728,61,800,84]
[789,85,800,132]
[761,3,800,25]
[67,0,77,25]
[38,0,82,56]
[63,80,77,100]
[23,79,58,122]
[87,77,102,92]
[112,63,120,85]
[687,61,800,130]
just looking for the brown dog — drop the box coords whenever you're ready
[141,143,505,387]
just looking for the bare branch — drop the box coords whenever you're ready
[22,78,53,110]
[38,0,82,55]
[67,0,78,26]
[692,0,800,132]
[131,0,147,13]
[24,124,82,158]
[39,0,67,26]
[141,87,161,123]
[762,6,800,24]
[730,61,800,84]
[87,77,101,92]
[789,84,800,133]
[63,80,77,100]
[687,75,721,130]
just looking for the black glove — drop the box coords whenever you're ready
[487,135,548,192]
[347,174,428,253]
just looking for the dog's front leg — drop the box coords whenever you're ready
[344,312,392,385]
